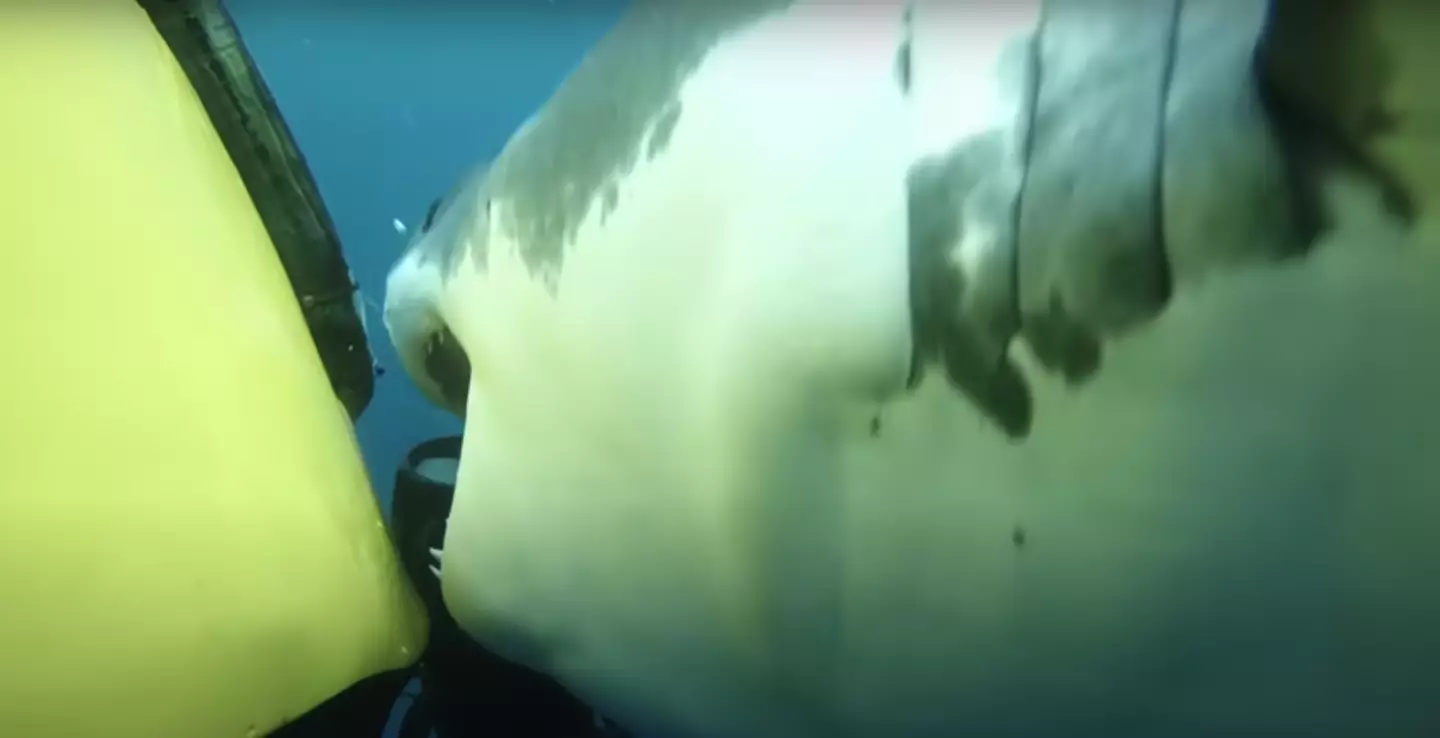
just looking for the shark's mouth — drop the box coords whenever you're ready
[423,322,471,417]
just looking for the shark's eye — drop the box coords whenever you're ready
[420,197,443,233]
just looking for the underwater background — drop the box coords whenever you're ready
[224,0,628,733]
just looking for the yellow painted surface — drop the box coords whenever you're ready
[0,2,427,736]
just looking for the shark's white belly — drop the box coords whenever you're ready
[428,5,1440,738]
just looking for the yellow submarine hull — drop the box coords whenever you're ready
[0,1,427,736]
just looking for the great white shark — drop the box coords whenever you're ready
[383,1,1440,736]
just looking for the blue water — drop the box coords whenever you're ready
[226,0,626,511]
[223,2,626,733]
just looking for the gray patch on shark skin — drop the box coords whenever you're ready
[894,3,913,95]
[601,182,621,224]
[407,161,493,282]
[901,24,1039,439]
[1163,0,1302,279]
[1018,0,1178,338]
[646,99,683,161]
[481,0,794,283]
[907,135,1032,437]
